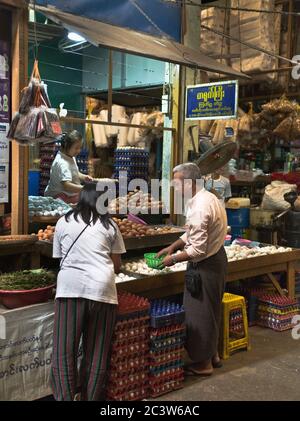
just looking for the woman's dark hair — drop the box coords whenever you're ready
[65,182,114,230]
[59,130,82,153]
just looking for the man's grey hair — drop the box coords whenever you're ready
[173,163,202,180]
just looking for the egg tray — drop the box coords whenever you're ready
[149,370,184,386]
[149,359,184,375]
[150,325,186,340]
[107,375,149,392]
[150,311,185,328]
[117,292,150,312]
[150,336,185,352]
[149,379,184,397]
[150,345,184,357]
[114,321,149,336]
[114,316,149,330]
[109,353,150,369]
[149,350,185,368]
[111,343,149,360]
[258,304,299,316]
[111,336,149,353]
[257,312,298,331]
[107,387,149,402]
[258,296,298,306]
[116,310,150,321]
[150,327,186,342]
[149,380,184,398]
[113,333,149,347]
[257,320,295,332]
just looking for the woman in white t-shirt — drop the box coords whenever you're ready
[51,182,126,401]
[45,130,93,204]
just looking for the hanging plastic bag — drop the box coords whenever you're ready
[7,112,20,139]
[14,107,40,142]
[7,60,62,145]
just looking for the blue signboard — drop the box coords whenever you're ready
[185,80,238,121]
[36,0,181,41]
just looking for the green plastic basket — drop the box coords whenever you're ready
[144,253,166,270]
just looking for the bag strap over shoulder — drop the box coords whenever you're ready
[60,219,92,268]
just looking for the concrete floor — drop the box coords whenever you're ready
[152,326,300,401]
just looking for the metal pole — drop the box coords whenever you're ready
[108,49,113,122]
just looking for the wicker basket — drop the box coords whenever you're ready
[0,235,38,248]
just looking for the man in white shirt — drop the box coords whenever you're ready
[158,163,228,375]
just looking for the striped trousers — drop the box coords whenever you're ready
[50,298,117,401]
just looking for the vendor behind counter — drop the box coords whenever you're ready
[44,130,93,204]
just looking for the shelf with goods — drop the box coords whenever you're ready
[39,142,60,196]
[230,176,271,207]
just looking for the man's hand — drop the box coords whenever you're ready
[85,175,93,182]
[161,255,175,267]
[157,246,173,258]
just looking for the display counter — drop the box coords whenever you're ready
[36,240,300,299]
[116,249,300,299]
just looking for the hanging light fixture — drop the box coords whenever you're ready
[67,32,86,42]
[58,31,90,53]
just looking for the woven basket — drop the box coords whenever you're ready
[0,235,38,248]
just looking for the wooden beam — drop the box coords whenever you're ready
[60,116,174,132]
[11,6,29,234]
[267,273,286,297]
[287,261,296,298]
[0,0,25,7]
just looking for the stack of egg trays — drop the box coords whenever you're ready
[106,294,151,401]
[149,321,186,398]
[257,295,300,332]
[113,148,149,183]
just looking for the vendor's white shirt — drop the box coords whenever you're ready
[53,214,126,304]
[181,188,227,262]
[45,151,81,197]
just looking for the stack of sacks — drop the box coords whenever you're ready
[128,111,163,148]
[200,7,230,78]
[127,112,148,147]
[230,0,276,82]
[92,105,130,147]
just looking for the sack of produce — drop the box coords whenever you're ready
[212,120,226,144]
[273,115,294,141]
[262,96,297,115]
[291,114,300,139]
[238,103,255,141]
[199,119,213,135]
[261,181,297,211]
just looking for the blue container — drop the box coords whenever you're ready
[28,170,40,196]
[226,208,250,229]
